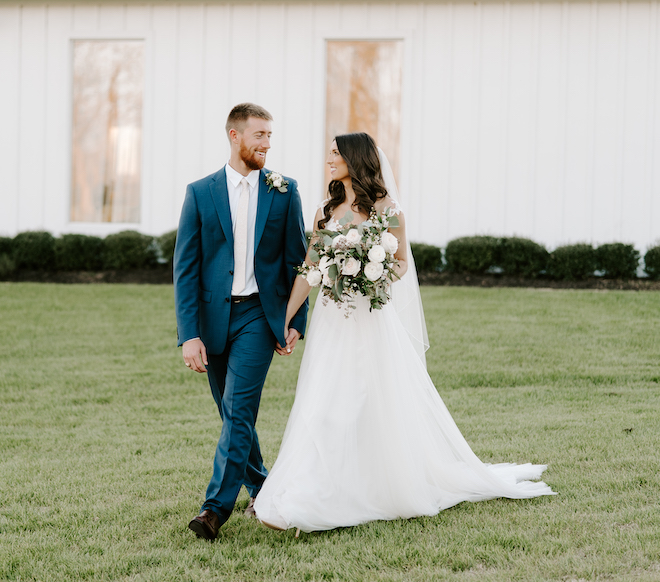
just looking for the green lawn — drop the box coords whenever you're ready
[1,284,659,581]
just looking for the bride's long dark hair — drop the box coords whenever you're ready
[319,132,388,229]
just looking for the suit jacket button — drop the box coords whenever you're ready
[229,270,233,275]
[225,297,230,303]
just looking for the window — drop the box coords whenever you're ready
[325,40,403,185]
[71,40,144,223]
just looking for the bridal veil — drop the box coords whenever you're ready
[377,146,430,365]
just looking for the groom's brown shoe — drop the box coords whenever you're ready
[188,509,220,540]
[244,497,256,518]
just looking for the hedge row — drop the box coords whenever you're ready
[411,237,658,281]
[1,229,658,281]
[0,230,177,279]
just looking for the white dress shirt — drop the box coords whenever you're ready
[225,162,260,295]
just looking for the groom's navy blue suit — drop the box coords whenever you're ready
[174,165,307,525]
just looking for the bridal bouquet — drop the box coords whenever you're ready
[298,208,400,312]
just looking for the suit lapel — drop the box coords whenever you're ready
[209,167,234,246]
[254,169,274,251]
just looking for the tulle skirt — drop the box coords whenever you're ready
[254,295,555,532]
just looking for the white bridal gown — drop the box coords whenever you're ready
[254,260,555,535]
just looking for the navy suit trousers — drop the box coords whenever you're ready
[201,295,275,524]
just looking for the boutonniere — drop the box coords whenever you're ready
[265,171,289,193]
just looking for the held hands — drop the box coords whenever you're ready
[182,338,208,373]
[275,323,301,357]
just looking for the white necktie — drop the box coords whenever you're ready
[232,178,250,295]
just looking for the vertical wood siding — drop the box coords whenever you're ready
[0,6,21,237]
[0,1,658,252]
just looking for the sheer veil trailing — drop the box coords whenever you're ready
[377,147,430,365]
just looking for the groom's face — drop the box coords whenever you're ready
[237,117,272,171]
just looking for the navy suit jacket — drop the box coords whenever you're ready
[173,166,308,354]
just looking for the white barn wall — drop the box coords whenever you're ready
[18,6,47,233]
[0,6,20,238]
[0,0,659,252]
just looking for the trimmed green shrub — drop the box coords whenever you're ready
[644,245,660,280]
[547,244,596,280]
[102,230,158,270]
[54,234,104,271]
[445,236,499,274]
[0,253,16,279]
[12,231,56,271]
[0,236,13,256]
[410,243,443,273]
[158,230,177,265]
[595,243,640,279]
[498,237,549,279]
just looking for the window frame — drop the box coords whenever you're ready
[312,30,414,203]
[66,32,151,235]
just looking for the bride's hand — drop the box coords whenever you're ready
[275,329,300,356]
[275,274,311,356]
[284,327,301,353]
[275,318,300,356]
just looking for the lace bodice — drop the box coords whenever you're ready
[318,199,401,232]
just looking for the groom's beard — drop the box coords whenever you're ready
[240,143,266,171]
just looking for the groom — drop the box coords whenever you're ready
[173,103,308,540]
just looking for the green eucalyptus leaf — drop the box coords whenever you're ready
[328,263,338,279]
[388,216,400,228]
[338,210,354,226]
[309,249,320,263]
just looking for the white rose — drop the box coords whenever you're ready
[341,257,361,277]
[367,244,386,263]
[381,232,398,254]
[332,234,348,249]
[305,269,322,287]
[364,261,384,281]
[345,229,361,245]
[322,273,333,287]
[319,256,333,275]
[272,175,283,188]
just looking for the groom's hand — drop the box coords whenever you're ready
[182,338,208,373]
[275,328,301,356]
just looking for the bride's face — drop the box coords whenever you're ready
[327,140,349,182]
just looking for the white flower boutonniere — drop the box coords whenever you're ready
[265,171,289,193]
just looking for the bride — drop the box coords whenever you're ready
[254,132,555,533]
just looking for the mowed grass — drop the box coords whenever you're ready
[1,283,659,582]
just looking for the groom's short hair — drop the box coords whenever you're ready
[226,103,273,138]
